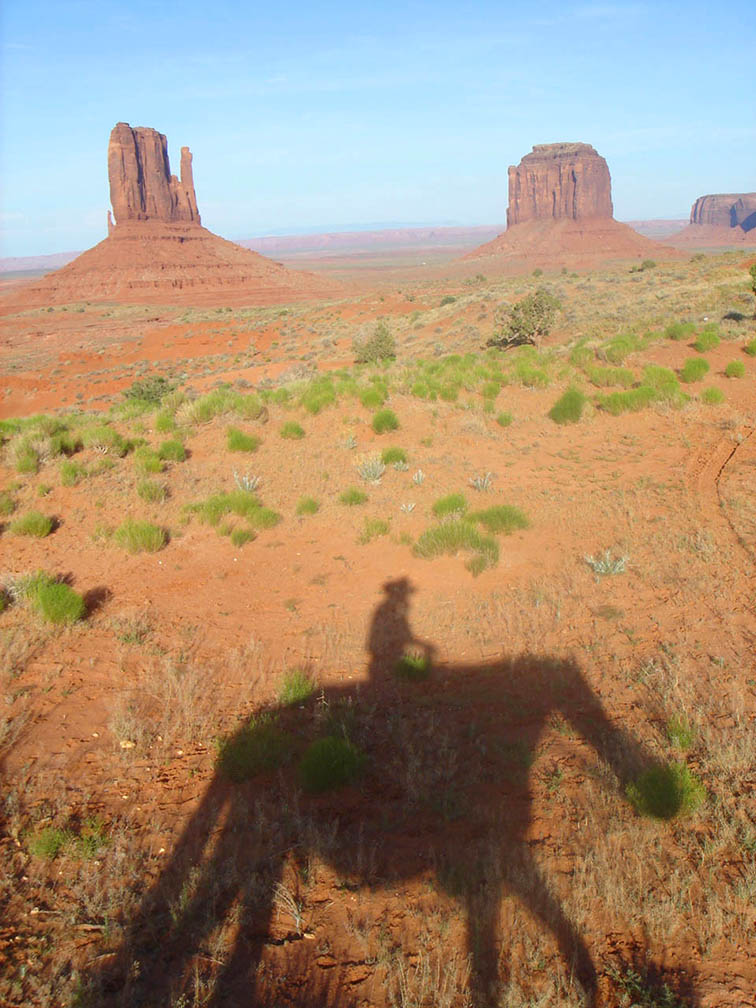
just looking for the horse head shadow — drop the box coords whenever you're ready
[90,577,657,1007]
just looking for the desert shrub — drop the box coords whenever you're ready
[432,493,468,518]
[80,424,129,457]
[280,421,305,440]
[548,386,586,425]
[585,365,635,388]
[627,762,705,820]
[296,496,320,516]
[123,375,174,405]
[680,358,710,383]
[666,716,694,751]
[513,359,549,388]
[608,964,691,1008]
[642,365,686,405]
[744,338,756,356]
[339,487,368,506]
[60,460,87,486]
[279,668,314,706]
[353,321,396,364]
[10,511,53,538]
[414,519,499,572]
[49,430,81,457]
[372,409,399,434]
[694,328,719,353]
[395,651,431,681]
[469,505,529,535]
[359,517,390,543]
[27,826,71,859]
[134,447,164,475]
[137,480,168,503]
[190,490,280,530]
[630,258,657,272]
[359,385,386,410]
[217,714,292,781]
[0,491,16,517]
[701,387,725,405]
[226,427,260,453]
[381,446,407,466]
[14,442,40,474]
[154,410,177,433]
[724,360,745,378]
[114,519,166,553]
[158,439,186,462]
[300,377,336,415]
[230,527,254,547]
[440,295,456,306]
[496,411,513,428]
[599,333,641,365]
[598,386,656,415]
[25,573,85,625]
[488,289,561,349]
[299,736,365,793]
[665,321,695,342]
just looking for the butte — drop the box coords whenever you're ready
[5,123,338,308]
[668,192,756,247]
[466,142,674,268]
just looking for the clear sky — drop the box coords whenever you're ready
[1,1,754,256]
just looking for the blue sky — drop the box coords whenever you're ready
[2,1,754,256]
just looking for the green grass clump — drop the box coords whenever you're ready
[600,333,641,364]
[226,426,260,452]
[280,421,305,440]
[27,826,71,859]
[26,818,108,860]
[359,517,390,543]
[279,668,314,706]
[372,409,399,434]
[469,505,529,535]
[190,490,280,530]
[395,651,431,681]
[300,377,336,415]
[25,573,86,625]
[585,365,635,388]
[339,488,368,506]
[0,491,16,517]
[513,361,549,388]
[680,357,710,383]
[114,519,166,554]
[666,716,694,751]
[137,480,168,503]
[158,439,186,462]
[14,443,39,474]
[10,511,54,538]
[642,365,686,405]
[186,387,264,425]
[701,386,725,405]
[154,410,177,433]
[598,387,656,415]
[381,446,407,465]
[694,329,720,353]
[60,460,87,486]
[548,386,586,425]
[296,496,320,516]
[664,321,695,342]
[80,424,129,457]
[134,447,164,475]
[432,493,468,518]
[744,338,756,357]
[230,527,254,547]
[627,762,706,820]
[413,519,499,573]
[496,411,513,428]
[358,385,386,410]
[724,360,745,378]
[217,714,292,781]
[299,736,365,793]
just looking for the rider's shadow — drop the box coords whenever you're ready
[91,577,655,1007]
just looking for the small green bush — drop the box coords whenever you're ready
[27,826,71,859]
[372,409,399,434]
[359,385,386,410]
[230,527,254,547]
[60,460,87,486]
[134,447,164,475]
[340,488,367,506]
[15,444,39,474]
[469,505,529,535]
[227,427,260,453]
[353,321,396,364]
[724,360,745,378]
[217,714,292,781]
[432,493,467,519]
[158,439,186,462]
[488,289,561,349]
[694,329,720,353]
[381,446,407,465]
[627,762,706,820]
[137,480,168,503]
[25,574,86,625]
[744,338,756,357]
[395,651,431,681]
[666,716,694,751]
[300,377,337,415]
[598,387,656,415]
[154,410,176,433]
[280,421,305,440]
[440,295,456,306]
[299,736,365,793]
[701,386,725,405]
[10,511,54,538]
[359,517,390,543]
[665,321,695,342]
[496,412,513,428]
[680,358,710,383]
[296,496,320,516]
[600,333,640,365]
[585,365,635,388]
[0,491,16,517]
[123,375,174,405]
[279,668,314,706]
[548,386,586,425]
[114,519,166,554]
[414,518,499,572]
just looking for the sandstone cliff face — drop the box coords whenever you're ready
[108,123,201,226]
[507,143,613,228]
[689,193,756,231]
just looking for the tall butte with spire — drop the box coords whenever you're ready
[467,142,672,266]
[9,123,336,307]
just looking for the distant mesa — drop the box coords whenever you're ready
[467,142,673,266]
[3,123,337,308]
[667,192,756,247]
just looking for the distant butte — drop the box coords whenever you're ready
[467,142,673,266]
[4,124,338,308]
[667,191,756,247]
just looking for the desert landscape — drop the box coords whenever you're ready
[1,112,755,1008]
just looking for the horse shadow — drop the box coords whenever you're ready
[89,577,659,1007]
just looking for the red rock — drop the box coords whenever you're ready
[667,192,756,246]
[506,143,613,227]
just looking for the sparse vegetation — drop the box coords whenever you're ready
[279,668,314,706]
[296,496,320,516]
[114,519,167,553]
[339,487,368,506]
[280,421,305,440]
[694,328,719,353]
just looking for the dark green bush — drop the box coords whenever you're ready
[123,375,174,405]
[488,289,561,349]
[627,762,705,820]
[158,439,186,462]
[372,409,399,434]
[25,574,85,625]
[299,736,365,793]
[548,386,586,425]
[217,714,292,781]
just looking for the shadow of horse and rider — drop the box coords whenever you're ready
[89,577,672,1007]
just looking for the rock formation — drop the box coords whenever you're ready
[506,143,613,227]
[667,191,756,247]
[107,123,201,226]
